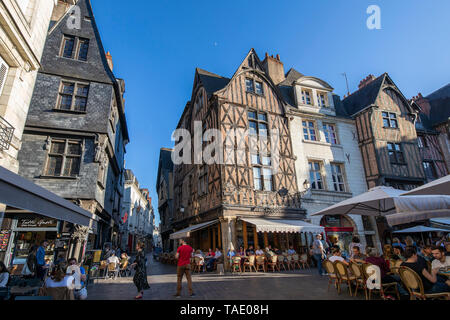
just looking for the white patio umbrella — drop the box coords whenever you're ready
[311,186,450,226]
[402,174,450,196]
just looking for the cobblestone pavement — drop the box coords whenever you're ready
[87,254,362,300]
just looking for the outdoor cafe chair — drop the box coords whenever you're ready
[276,255,287,271]
[105,262,119,280]
[362,263,400,300]
[398,266,450,300]
[119,260,131,277]
[291,254,302,270]
[323,260,339,293]
[243,255,256,272]
[231,256,242,274]
[299,253,311,270]
[349,262,368,299]
[285,255,294,270]
[334,261,357,296]
[255,256,266,272]
[267,255,278,272]
[388,259,403,276]
[193,257,204,273]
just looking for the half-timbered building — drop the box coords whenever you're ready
[169,50,327,265]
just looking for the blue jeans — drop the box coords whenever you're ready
[428,276,450,294]
[314,254,324,275]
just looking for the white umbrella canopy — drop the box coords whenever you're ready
[311,186,404,217]
[402,174,450,196]
[393,226,449,233]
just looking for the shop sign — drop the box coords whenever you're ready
[0,230,11,252]
[17,218,58,228]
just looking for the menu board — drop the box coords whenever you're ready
[0,230,11,251]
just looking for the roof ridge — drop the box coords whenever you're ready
[196,67,229,79]
[342,73,385,101]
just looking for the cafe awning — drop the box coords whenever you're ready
[240,217,325,234]
[0,165,97,227]
[170,219,219,240]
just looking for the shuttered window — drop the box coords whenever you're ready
[0,55,10,97]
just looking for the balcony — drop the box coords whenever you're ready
[0,115,14,151]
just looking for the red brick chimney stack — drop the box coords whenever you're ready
[412,93,431,116]
[262,52,285,85]
[358,74,376,90]
[106,51,113,71]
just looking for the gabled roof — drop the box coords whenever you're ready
[341,74,385,116]
[426,83,450,100]
[156,148,173,192]
[196,68,230,98]
[425,84,450,127]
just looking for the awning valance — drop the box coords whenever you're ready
[170,219,219,240]
[240,217,325,234]
[0,166,97,227]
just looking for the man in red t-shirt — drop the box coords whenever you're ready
[175,238,194,297]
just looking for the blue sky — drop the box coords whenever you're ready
[90,0,450,225]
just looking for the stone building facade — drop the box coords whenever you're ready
[15,0,129,258]
[275,61,379,251]
[156,148,174,252]
[120,170,154,253]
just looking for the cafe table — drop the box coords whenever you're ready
[10,286,41,296]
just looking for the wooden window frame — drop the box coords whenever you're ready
[323,123,338,144]
[252,153,273,192]
[317,91,328,107]
[43,139,83,178]
[387,142,405,165]
[245,78,264,96]
[198,165,208,196]
[422,161,436,180]
[248,110,268,137]
[56,80,90,113]
[309,160,325,190]
[60,35,90,61]
[301,89,312,105]
[382,112,399,129]
[330,162,346,192]
[302,120,317,141]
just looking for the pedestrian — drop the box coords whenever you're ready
[312,234,326,276]
[22,245,37,278]
[36,240,49,280]
[174,238,194,298]
[130,242,150,299]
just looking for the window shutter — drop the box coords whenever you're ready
[0,55,9,97]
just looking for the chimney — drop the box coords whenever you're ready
[412,93,431,116]
[358,74,376,90]
[262,52,285,85]
[105,51,113,71]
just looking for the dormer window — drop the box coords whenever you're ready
[301,89,312,105]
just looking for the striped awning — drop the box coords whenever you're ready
[170,219,219,240]
[240,217,324,234]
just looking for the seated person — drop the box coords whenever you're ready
[287,246,296,255]
[106,252,120,267]
[274,248,282,255]
[401,246,450,294]
[67,258,87,300]
[205,248,218,271]
[255,246,264,256]
[328,248,349,266]
[214,248,223,264]
[431,246,450,273]
[418,245,434,262]
[237,247,246,257]
[392,246,406,262]
[245,246,255,256]
[0,261,9,288]
[350,246,367,261]
[205,248,215,259]
[45,262,75,290]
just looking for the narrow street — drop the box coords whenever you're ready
[87,254,360,300]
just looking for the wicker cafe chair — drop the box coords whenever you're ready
[334,261,357,296]
[231,256,242,273]
[399,266,450,300]
[193,257,204,273]
[255,256,266,272]
[243,255,256,272]
[349,262,368,299]
[322,260,339,292]
[362,263,400,300]
[291,254,302,270]
[285,255,294,270]
[267,255,278,272]
[299,253,311,270]
[276,255,287,271]
[105,262,119,279]
[119,260,130,277]
[389,259,403,275]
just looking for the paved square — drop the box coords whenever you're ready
[87,255,362,300]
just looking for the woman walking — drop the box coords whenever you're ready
[131,242,150,299]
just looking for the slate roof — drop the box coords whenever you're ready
[196,68,230,97]
[427,84,450,100]
[156,148,174,192]
[279,68,304,86]
[341,74,386,116]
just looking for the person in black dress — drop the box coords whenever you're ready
[131,242,150,299]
